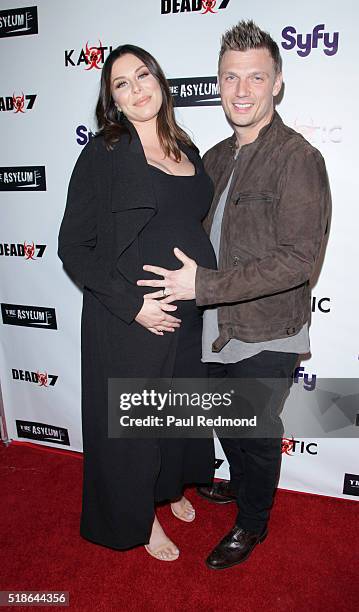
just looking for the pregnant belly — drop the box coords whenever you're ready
[140,225,217,271]
[138,226,217,318]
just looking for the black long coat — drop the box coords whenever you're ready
[58,125,214,549]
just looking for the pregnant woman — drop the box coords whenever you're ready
[58,44,217,561]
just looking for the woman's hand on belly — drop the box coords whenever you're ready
[135,292,182,336]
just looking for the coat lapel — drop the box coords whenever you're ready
[110,120,157,213]
[110,121,158,269]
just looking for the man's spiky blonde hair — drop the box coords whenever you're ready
[219,20,282,74]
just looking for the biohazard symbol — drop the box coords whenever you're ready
[37,371,48,387]
[281,437,295,455]
[24,241,35,260]
[202,0,217,13]
[84,40,103,70]
[13,92,25,113]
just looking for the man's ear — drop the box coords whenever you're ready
[273,72,283,97]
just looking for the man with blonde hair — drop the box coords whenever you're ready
[138,20,330,569]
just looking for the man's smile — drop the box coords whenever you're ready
[232,102,254,112]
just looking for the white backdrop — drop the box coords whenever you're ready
[1,0,358,500]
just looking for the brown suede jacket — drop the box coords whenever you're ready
[195,111,331,352]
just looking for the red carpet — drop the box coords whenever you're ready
[0,441,358,612]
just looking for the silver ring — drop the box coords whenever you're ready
[163,288,168,297]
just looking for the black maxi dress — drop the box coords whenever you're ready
[75,143,217,550]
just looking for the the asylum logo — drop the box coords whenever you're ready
[12,368,58,387]
[161,0,231,14]
[65,41,113,69]
[0,166,46,191]
[293,367,317,392]
[281,437,318,455]
[0,93,37,113]
[343,473,359,497]
[281,24,339,57]
[76,124,95,146]
[168,76,220,107]
[0,242,46,260]
[0,6,38,38]
[16,420,70,445]
[1,304,57,330]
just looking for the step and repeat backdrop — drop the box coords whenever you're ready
[0,0,358,500]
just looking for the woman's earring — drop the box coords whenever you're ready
[116,105,123,120]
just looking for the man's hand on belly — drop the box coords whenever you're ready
[137,247,197,301]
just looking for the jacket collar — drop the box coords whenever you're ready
[109,117,198,216]
[110,117,157,213]
[115,115,197,160]
[113,115,147,155]
[227,110,282,155]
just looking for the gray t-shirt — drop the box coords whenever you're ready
[202,168,310,363]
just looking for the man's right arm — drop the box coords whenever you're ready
[196,147,331,306]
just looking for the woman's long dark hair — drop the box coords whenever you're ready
[96,44,194,160]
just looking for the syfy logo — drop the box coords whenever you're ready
[12,368,58,387]
[76,125,95,146]
[168,76,220,107]
[0,93,37,113]
[0,6,38,38]
[312,296,331,313]
[1,303,57,330]
[281,438,318,455]
[161,0,231,14]
[281,24,339,57]
[0,242,46,260]
[16,420,70,445]
[293,366,317,392]
[0,166,46,191]
[65,41,113,70]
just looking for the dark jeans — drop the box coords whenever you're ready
[209,350,298,533]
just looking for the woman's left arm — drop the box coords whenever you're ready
[58,140,143,324]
